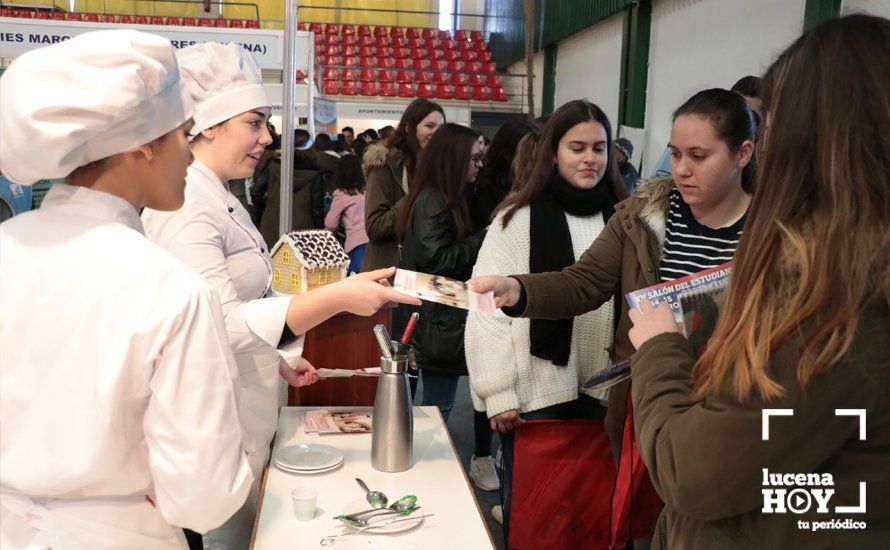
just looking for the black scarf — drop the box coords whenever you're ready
[529,173,617,365]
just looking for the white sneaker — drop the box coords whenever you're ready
[469,454,500,491]
[491,505,503,525]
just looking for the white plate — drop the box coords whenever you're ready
[333,537,420,550]
[274,458,343,475]
[274,444,344,471]
[341,499,425,534]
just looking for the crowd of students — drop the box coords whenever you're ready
[0,12,887,550]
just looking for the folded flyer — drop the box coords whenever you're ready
[304,410,373,434]
[393,269,495,316]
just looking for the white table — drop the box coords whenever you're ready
[251,406,495,549]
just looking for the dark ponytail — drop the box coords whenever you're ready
[673,88,757,192]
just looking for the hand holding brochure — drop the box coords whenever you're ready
[583,262,733,391]
[393,269,496,316]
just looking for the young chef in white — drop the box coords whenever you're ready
[141,42,421,549]
[0,31,253,549]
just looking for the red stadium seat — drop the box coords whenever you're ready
[428,48,444,60]
[491,86,508,102]
[323,79,339,95]
[361,81,378,96]
[357,25,371,36]
[472,86,490,101]
[341,35,357,46]
[392,47,408,59]
[451,72,468,86]
[398,82,415,97]
[453,85,471,100]
[394,58,411,69]
[342,24,355,36]
[481,61,495,74]
[297,22,307,31]
[425,38,440,50]
[395,70,413,83]
[377,57,395,69]
[470,30,483,41]
[407,38,423,49]
[392,36,407,48]
[33,10,50,19]
[359,35,374,47]
[417,83,434,98]
[444,49,460,61]
[441,39,455,50]
[429,59,446,71]
[377,70,395,82]
[341,79,359,95]
[379,81,396,97]
[486,74,502,87]
[457,40,471,51]
[478,51,492,62]
[390,26,404,38]
[465,61,480,73]
[0,8,12,17]
[446,60,463,72]
[198,17,212,27]
[453,30,467,42]
[309,22,323,34]
[84,13,99,22]
[212,18,227,28]
[326,23,339,35]
[473,40,488,52]
[422,28,435,39]
[147,15,162,25]
[460,50,476,62]
[341,68,357,80]
[66,13,83,21]
[412,58,427,70]
[342,45,356,57]
[433,71,450,85]
[469,74,484,86]
[325,34,339,45]
[50,12,66,21]
[374,25,388,37]
[406,27,420,39]
[166,16,183,25]
[230,19,245,28]
[410,48,427,59]
[437,30,450,41]
[374,36,389,48]
[359,69,375,82]
[322,67,338,80]
[435,84,453,100]
[358,45,374,57]
[359,55,376,68]
[341,56,359,68]
[325,44,339,56]
[13,9,34,18]
[415,71,432,84]
[104,14,121,23]
[244,20,258,29]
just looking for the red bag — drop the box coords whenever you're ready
[609,392,663,549]
[509,419,614,550]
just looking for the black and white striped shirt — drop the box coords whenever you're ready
[659,189,745,282]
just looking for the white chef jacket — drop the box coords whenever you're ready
[142,160,302,477]
[0,184,253,549]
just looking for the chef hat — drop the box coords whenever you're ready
[0,30,193,186]
[176,42,270,137]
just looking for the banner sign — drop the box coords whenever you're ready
[0,17,305,69]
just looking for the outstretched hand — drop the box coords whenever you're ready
[467,275,521,308]
[339,267,421,316]
[279,357,319,387]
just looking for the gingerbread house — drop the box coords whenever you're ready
[270,230,350,294]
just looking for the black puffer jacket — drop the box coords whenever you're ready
[399,188,486,375]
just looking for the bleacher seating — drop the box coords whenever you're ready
[2,10,512,104]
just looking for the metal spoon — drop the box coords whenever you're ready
[321,513,435,546]
[336,494,418,525]
[355,477,388,509]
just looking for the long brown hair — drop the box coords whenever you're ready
[693,14,890,402]
[389,98,445,173]
[397,123,481,241]
[498,100,627,228]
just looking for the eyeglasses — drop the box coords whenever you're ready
[470,154,484,166]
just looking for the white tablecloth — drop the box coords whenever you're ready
[251,406,495,549]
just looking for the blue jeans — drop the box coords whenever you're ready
[347,243,367,274]
[419,371,460,421]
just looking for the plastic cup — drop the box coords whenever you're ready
[291,487,318,521]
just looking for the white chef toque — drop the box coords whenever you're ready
[176,42,270,138]
[0,30,194,185]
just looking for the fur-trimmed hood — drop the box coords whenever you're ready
[361,142,403,183]
[623,175,676,246]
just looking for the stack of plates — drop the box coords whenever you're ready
[273,444,344,474]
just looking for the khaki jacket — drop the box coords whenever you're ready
[361,143,409,272]
[632,301,889,549]
[513,177,674,444]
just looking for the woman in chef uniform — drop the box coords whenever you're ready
[0,31,253,549]
[141,42,420,549]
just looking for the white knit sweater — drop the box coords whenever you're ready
[466,206,614,417]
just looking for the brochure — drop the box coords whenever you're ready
[393,268,496,315]
[304,410,373,434]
